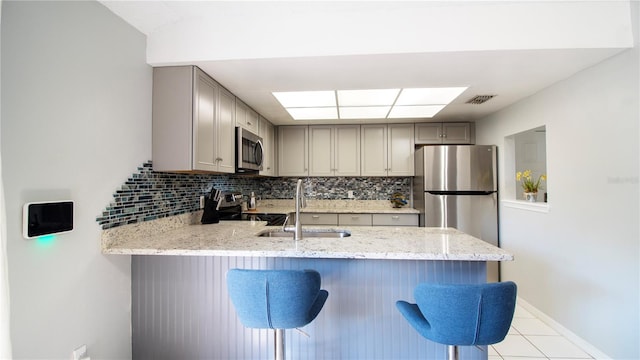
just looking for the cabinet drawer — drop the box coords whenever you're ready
[338,213,373,226]
[300,213,338,225]
[372,214,419,227]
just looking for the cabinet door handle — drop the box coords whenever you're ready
[352,216,359,219]
[312,215,320,219]
[392,216,400,220]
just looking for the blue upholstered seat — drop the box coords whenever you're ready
[227,269,329,330]
[396,281,517,357]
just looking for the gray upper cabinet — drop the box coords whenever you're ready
[308,126,333,176]
[278,126,309,176]
[415,122,475,144]
[152,66,235,173]
[361,124,414,176]
[216,86,236,173]
[387,124,415,176]
[309,125,360,177]
[279,124,413,177]
[235,99,259,134]
[360,124,388,176]
[258,116,276,177]
[333,125,361,176]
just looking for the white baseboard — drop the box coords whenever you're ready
[517,297,611,360]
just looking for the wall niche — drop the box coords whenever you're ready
[505,126,547,202]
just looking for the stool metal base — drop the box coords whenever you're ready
[275,329,285,360]
[448,345,459,360]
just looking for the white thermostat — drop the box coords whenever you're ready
[23,200,74,239]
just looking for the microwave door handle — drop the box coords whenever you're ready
[254,141,264,167]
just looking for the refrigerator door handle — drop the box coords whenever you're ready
[438,194,447,228]
[428,190,495,196]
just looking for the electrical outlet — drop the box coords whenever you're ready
[347,190,355,199]
[200,196,205,209]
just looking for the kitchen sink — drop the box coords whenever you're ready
[257,229,351,238]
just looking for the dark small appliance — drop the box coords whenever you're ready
[207,191,287,226]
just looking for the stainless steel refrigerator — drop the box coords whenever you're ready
[413,145,500,282]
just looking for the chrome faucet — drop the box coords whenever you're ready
[284,179,305,240]
[281,214,290,232]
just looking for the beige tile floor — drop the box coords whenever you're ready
[489,305,595,360]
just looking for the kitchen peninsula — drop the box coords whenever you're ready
[103,211,512,360]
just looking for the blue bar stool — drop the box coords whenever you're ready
[396,281,517,360]
[227,269,329,360]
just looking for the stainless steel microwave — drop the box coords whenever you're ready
[236,127,264,173]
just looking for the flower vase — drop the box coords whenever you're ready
[524,192,537,202]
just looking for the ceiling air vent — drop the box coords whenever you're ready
[466,95,496,105]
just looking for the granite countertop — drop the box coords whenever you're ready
[102,211,512,261]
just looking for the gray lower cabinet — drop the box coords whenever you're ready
[338,214,373,226]
[372,214,419,226]
[299,213,338,225]
[300,212,418,227]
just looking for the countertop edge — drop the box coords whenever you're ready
[102,248,513,261]
[101,214,513,262]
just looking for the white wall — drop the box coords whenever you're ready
[1,1,151,358]
[475,5,639,358]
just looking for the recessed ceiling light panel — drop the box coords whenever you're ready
[395,87,467,105]
[337,89,399,106]
[388,105,445,118]
[286,107,338,120]
[273,91,336,108]
[339,106,391,119]
[273,87,466,120]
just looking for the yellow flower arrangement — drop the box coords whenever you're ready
[390,192,408,208]
[516,170,546,193]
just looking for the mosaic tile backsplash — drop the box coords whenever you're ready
[96,161,412,229]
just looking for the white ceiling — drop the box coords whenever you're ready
[99,1,634,126]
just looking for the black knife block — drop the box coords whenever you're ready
[201,198,220,224]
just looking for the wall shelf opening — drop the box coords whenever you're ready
[504,126,548,205]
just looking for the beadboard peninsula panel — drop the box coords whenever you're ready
[132,256,487,359]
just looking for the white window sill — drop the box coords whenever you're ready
[501,200,549,213]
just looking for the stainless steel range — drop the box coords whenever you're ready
[216,192,288,226]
